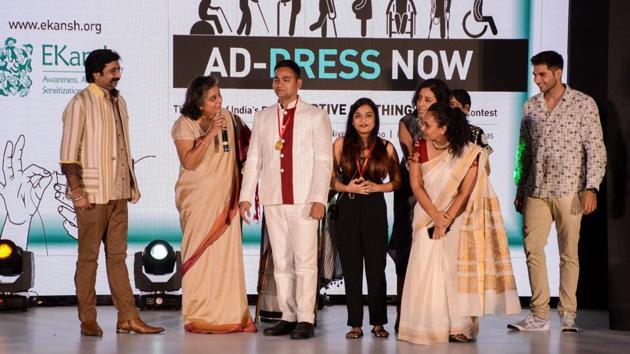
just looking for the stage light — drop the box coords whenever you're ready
[141,240,176,276]
[134,240,181,310]
[0,239,35,311]
[0,242,14,258]
[0,240,23,276]
[150,243,168,261]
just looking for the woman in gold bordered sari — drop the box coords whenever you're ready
[172,76,256,333]
[398,103,520,345]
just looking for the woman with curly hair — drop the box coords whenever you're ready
[389,78,451,331]
[398,103,520,345]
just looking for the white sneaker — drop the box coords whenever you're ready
[507,313,550,331]
[560,313,578,333]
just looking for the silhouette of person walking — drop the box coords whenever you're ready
[237,0,259,35]
[352,0,372,37]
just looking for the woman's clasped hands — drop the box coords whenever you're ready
[430,211,453,239]
[346,177,379,195]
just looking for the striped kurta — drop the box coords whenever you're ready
[59,83,140,205]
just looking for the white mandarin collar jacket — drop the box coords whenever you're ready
[239,99,333,206]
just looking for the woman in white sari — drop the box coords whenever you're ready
[398,103,520,345]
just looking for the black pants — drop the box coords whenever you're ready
[335,192,388,327]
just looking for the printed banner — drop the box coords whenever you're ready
[1,0,568,296]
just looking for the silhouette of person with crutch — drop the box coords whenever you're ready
[428,0,451,39]
[237,0,259,35]
[352,0,372,38]
[309,0,337,38]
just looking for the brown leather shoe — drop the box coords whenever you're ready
[116,317,164,334]
[81,321,103,337]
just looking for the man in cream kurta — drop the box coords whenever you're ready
[239,60,333,339]
[60,49,163,336]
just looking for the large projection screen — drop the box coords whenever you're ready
[1,0,568,297]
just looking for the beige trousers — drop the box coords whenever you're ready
[75,199,139,323]
[264,204,318,323]
[523,194,582,319]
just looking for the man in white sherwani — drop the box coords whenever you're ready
[239,59,333,340]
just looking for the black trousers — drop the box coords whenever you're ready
[335,192,388,327]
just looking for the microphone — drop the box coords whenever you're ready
[221,128,230,152]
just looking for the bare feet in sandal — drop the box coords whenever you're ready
[371,325,389,338]
[346,327,363,339]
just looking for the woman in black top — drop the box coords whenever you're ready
[332,97,401,339]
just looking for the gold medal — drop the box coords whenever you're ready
[276,98,299,153]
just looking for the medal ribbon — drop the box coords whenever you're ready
[355,140,376,179]
[276,97,299,146]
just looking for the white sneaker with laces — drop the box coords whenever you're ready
[507,313,550,331]
[560,313,578,333]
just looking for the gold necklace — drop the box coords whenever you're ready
[199,112,219,134]
[431,139,450,150]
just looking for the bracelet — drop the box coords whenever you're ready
[72,191,86,202]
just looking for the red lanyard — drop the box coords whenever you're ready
[355,141,376,179]
[276,97,299,145]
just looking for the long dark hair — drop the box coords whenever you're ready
[180,75,219,120]
[411,78,451,114]
[339,98,390,180]
[427,102,472,157]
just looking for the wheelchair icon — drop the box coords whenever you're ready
[462,0,498,39]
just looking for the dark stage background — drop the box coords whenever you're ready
[569,0,630,331]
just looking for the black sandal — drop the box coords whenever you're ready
[346,327,363,339]
[371,325,389,338]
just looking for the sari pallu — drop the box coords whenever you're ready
[398,144,520,345]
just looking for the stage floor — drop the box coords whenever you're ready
[1,306,629,354]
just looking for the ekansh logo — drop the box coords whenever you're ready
[0,37,33,97]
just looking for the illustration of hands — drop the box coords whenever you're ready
[53,174,77,240]
[52,154,156,241]
[0,135,52,249]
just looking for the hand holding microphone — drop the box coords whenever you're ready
[220,119,230,152]
[198,113,228,150]
[213,112,230,152]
